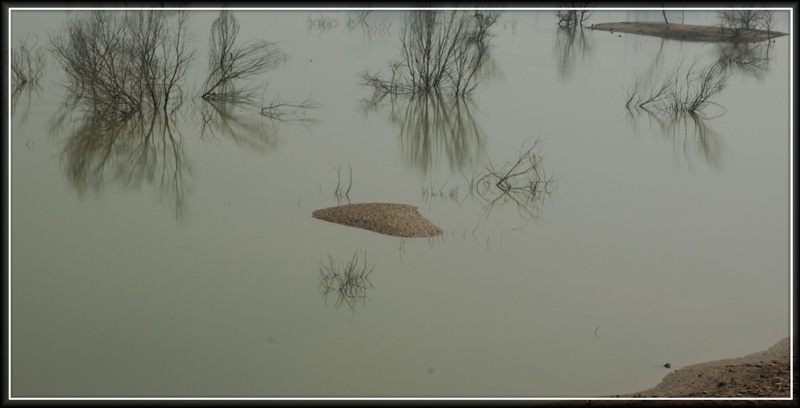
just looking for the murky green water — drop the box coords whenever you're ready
[9,8,791,398]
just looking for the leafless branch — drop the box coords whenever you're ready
[361,10,499,98]
[50,10,195,120]
[201,10,288,102]
[625,58,730,117]
[11,34,46,85]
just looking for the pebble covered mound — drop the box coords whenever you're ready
[312,203,443,238]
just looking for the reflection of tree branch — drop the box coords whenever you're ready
[716,42,769,80]
[332,163,353,206]
[554,26,592,79]
[345,10,392,39]
[11,33,46,85]
[11,82,42,129]
[59,111,191,221]
[359,91,486,176]
[260,91,321,121]
[307,13,339,32]
[627,110,723,169]
[195,99,281,154]
[421,179,461,203]
[47,103,80,141]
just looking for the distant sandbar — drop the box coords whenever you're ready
[589,21,787,42]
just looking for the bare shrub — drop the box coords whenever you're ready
[556,2,592,27]
[201,10,287,103]
[718,9,774,41]
[361,10,499,97]
[761,9,775,40]
[11,34,46,85]
[668,60,730,115]
[50,10,194,119]
[319,249,375,312]
[625,59,731,116]
[469,137,556,221]
[625,69,675,112]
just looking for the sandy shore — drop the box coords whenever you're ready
[539,337,794,406]
[622,337,792,399]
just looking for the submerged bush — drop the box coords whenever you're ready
[625,59,731,116]
[556,2,592,27]
[319,249,374,312]
[201,10,287,103]
[717,9,775,41]
[361,10,499,97]
[11,34,46,86]
[50,10,194,119]
[469,137,556,221]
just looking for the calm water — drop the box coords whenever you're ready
[9,8,791,398]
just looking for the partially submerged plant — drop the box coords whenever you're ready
[201,10,287,103]
[556,2,592,27]
[361,10,499,97]
[50,10,194,119]
[319,249,375,312]
[717,9,775,42]
[332,163,353,205]
[469,137,556,221]
[11,34,46,86]
[625,58,731,117]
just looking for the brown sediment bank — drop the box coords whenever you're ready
[589,21,788,43]
[622,337,792,399]
[312,202,443,238]
[554,337,794,407]
[545,337,793,406]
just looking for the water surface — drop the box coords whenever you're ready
[9,8,791,398]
